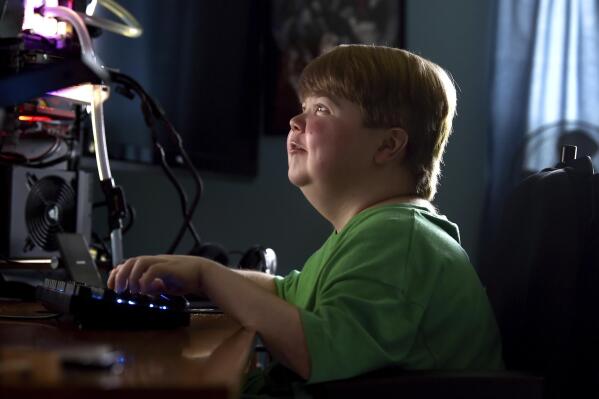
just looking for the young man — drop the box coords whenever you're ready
[108,45,503,392]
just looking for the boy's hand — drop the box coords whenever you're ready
[107,255,217,296]
[107,254,310,379]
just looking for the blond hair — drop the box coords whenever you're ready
[298,45,457,200]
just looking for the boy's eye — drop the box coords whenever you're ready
[315,104,329,114]
[299,102,330,114]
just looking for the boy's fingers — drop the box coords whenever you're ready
[145,278,166,296]
[114,258,136,293]
[139,263,181,295]
[107,268,116,289]
[128,257,154,293]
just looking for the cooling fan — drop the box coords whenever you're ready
[24,173,77,253]
[0,165,91,259]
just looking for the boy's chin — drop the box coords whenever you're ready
[287,171,310,187]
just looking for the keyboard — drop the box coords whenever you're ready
[36,278,190,329]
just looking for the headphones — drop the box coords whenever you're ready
[188,242,277,275]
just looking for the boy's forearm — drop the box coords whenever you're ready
[233,269,277,294]
[199,263,310,380]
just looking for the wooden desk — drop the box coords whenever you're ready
[0,302,256,399]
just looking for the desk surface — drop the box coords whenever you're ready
[0,302,256,399]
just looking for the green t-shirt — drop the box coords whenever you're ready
[275,204,503,384]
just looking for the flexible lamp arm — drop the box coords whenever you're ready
[90,85,125,266]
[42,5,126,266]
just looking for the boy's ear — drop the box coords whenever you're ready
[374,128,408,164]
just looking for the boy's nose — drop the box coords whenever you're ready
[289,113,305,132]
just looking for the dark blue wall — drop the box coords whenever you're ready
[93,0,496,273]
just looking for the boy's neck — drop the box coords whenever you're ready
[334,195,430,233]
[302,183,430,233]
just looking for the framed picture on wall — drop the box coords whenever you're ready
[263,0,406,135]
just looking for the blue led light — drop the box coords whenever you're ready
[159,305,168,310]
[116,298,124,304]
[127,300,136,305]
[149,303,155,308]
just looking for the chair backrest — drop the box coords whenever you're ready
[479,154,599,398]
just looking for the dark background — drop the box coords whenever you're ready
[88,0,493,275]
[93,1,264,177]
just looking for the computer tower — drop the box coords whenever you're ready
[0,165,92,259]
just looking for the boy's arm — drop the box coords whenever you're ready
[234,269,277,294]
[109,255,309,379]
[200,262,309,379]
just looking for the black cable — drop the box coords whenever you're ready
[109,70,203,253]
[20,154,72,168]
[148,95,205,253]
[92,202,135,244]
[123,203,136,235]
[161,117,205,253]
[125,83,206,252]
[93,201,107,208]
[141,96,202,253]
[27,136,62,162]
[0,134,66,166]
[139,85,203,253]
[152,138,198,251]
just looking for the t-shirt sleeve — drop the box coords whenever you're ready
[301,218,441,383]
[274,270,302,302]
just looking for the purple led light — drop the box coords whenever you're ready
[22,0,64,38]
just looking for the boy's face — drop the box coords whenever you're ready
[287,94,381,192]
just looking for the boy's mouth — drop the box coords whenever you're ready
[288,140,306,153]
